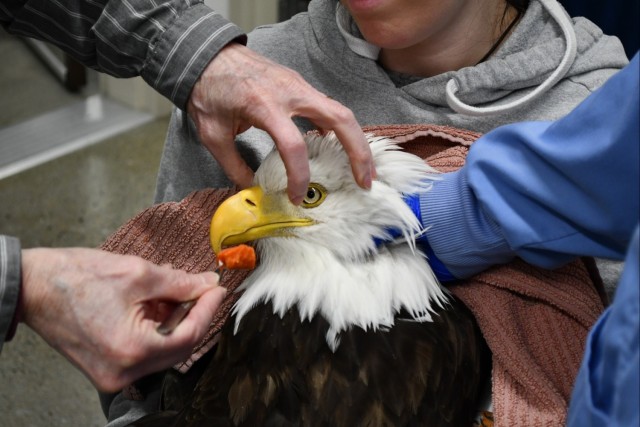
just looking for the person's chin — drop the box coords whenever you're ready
[341,0,386,14]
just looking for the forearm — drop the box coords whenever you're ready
[0,236,21,353]
[0,0,245,108]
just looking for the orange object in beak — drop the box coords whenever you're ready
[216,244,257,270]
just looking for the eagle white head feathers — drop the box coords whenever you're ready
[210,132,448,350]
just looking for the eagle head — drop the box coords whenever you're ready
[210,132,447,349]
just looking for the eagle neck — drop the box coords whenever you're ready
[232,241,447,351]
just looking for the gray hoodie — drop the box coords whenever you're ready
[155,0,628,203]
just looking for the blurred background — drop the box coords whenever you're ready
[0,0,634,426]
[0,1,306,425]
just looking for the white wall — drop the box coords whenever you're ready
[229,0,278,32]
[204,0,280,32]
[204,0,230,18]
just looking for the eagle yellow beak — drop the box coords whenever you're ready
[210,186,315,254]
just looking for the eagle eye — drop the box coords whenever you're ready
[301,183,327,208]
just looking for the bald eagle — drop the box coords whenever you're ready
[130,133,490,427]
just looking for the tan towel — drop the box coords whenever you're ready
[101,124,606,426]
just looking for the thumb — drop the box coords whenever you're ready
[170,286,228,339]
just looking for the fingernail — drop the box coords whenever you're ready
[209,272,220,285]
[361,168,373,189]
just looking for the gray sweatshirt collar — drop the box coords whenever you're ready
[334,0,577,117]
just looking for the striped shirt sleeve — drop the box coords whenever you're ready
[0,0,246,109]
[0,236,21,354]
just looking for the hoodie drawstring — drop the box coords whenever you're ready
[445,0,577,116]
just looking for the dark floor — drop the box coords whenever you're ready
[0,29,169,427]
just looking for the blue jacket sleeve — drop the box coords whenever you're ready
[566,225,639,426]
[421,53,640,279]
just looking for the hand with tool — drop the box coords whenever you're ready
[16,247,226,392]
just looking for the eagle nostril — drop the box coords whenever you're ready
[245,198,256,207]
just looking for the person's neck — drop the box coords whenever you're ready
[379,4,519,78]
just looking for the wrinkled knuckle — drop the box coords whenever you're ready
[243,89,264,106]
[283,67,304,82]
[282,136,305,152]
[172,273,191,293]
[128,259,152,282]
[332,106,356,124]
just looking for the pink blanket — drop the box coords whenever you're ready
[101,124,606,426]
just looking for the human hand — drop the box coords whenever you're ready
[19,248,226,392]
[187,43,374,205]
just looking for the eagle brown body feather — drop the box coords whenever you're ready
[130,296,489,427]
